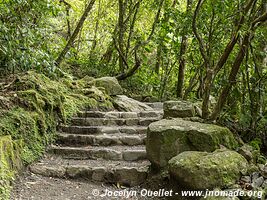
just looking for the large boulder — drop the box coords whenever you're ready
[91,77,123,95]
[163,100,195,118]
[113,95,153,112]
[146,118,238,168]
[168,150,248,189]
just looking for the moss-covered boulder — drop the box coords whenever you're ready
[168,150,248,189]
[91,77,123,96]
[113,95,153,112]
[146,118,238,168]
[163,100,195,118]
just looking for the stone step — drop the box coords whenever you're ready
[71,117,158,126]
[29,156,150,186]
[77,111,163,119]
[57,132,146,146]
[59,125,147,135]
[49,145,147,161]
[145,102,163,111]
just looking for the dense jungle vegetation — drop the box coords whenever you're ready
[0,0,266,151]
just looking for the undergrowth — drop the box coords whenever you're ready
[0,71,113,199]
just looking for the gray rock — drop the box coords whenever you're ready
[168,149,248,190]
[120,136,143,146]
[66,166,92,179]
[30,165,66,178]
[95,135,121,146]
[238,144,253,162]
[104,112,120,118]
[261,179,267,188]
[125,118,139,126]
[92,77,123,95]
[113,95,153,112]
[92,167,106,181]
[252,176,264,188]
[260,164,267,178]
[120,112,138,118]
[251,172,260,182]
[240,176,251,183]
[114,167,148,186]
[147,118,239,168]
[163,100,195,118]
[123,150,146,161]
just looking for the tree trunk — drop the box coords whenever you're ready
[210,33,251,120]
[176,0,192,98]
[90,0,101,56]
[118,0,127,72]
[56,0,96,66]
[176,35,188,98]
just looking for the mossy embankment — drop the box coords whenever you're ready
[0,71,114,199]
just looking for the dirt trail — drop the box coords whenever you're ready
[11,171,165,200]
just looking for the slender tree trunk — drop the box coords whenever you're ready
[176,35,188,98]
[176,0,192,98]
[90,0,101,56]
[118,0,127,72]
[56,0,96,66]
[126,1,140,58]
[59,0,72,39]
[210,34,251,120]
[155,44,162,74]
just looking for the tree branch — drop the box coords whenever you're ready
[55,0,96,66]
[192,0,209,66]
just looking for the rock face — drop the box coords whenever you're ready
[168,150,248,189]
[163,100,195,118]
[92,77,123,95]
[113,95,154,112]
[146,118,238,168]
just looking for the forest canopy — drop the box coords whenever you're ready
[0,0,267,144]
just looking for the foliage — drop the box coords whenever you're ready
[0,71,113,198]
[0,0,267,160]
[0,0,59,74]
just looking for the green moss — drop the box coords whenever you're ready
[0,70,114,198]
[250,138,262,150]
[168,150,248,189]
[0,136,23,199]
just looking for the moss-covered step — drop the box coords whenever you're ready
[168,149,248,190]
[49,145,147,161]
[59,125,148,135]
[57,132,146,146]
[146,118,239,169]
[29,156,150,186]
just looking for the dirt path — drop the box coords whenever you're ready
[11,171,166,200]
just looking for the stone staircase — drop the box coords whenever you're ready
[29,102,163,187]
